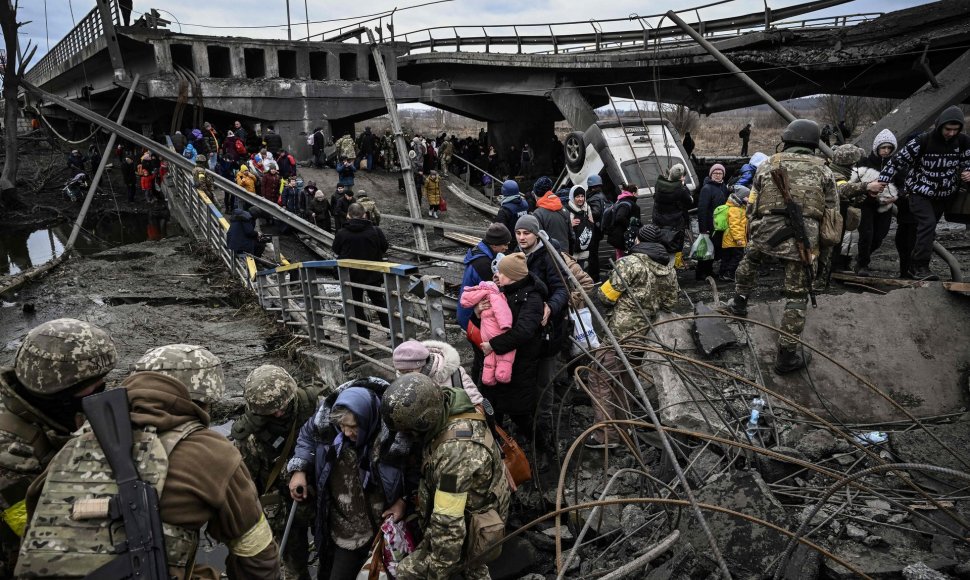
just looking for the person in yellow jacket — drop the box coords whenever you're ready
[719,186,750,281]
[236,165,257,194]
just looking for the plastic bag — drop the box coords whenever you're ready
[380,516,415,578]
[568,307,600,356]
[690,233,714,261]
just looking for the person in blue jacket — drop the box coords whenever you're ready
[457,223,512,380]
[286,378,413,580]
[734,152,768,189]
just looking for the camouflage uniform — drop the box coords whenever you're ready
[335,135,357,161]
[816,144,866,287]
[193,163,214,197]
[0,319,116,577]
[735,149,838,349]
[397,387,510,580]
[233,365,320,580]
[381,130,399,170]
[356,194,381,226]
[592,243,679,443]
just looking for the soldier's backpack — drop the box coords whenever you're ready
[713,203,730,232]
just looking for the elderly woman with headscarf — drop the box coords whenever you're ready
[286,378,412,580]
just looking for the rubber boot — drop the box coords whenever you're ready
[726,293,748,317]
[774,346,811,374]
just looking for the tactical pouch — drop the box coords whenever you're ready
[467,508,504,563]
[820,207,843,247]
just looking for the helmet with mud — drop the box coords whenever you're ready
[782,119,821,149]
[381,372,444,434]
[14,318,117,395]
[132,344,225,404]
[244,364,297,415]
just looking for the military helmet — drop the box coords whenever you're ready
[132,344,224,404]
[14,318,117,395]
[782,119,821,148]
[244,364,297,415]
[381,372,443,434]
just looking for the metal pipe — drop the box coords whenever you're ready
[536,230,733,579]
[666,10,834,159]
[597,530,681,580]
[66,73,140,250]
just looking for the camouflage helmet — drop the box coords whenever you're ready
[14,318,117,395]
[244,364,297,415]
[782,119,821,148]
[832,144,865,166]
[132,344,225,404]
[381,372,444,434]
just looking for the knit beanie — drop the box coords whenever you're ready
[392,340,430,371]
[497,252,529,282]
[638,224,661,244]
[532,176,554,195]
[709,164,726,177]
[515,214,541,235]
[483,223,512,246]
[669,164,686,181]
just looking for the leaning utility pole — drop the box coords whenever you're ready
[364,27,429,253]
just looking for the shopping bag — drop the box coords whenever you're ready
[380,516,416,578]
[439,195,448,212]
[568,307,600,356]
[690,233,714,261]
[494,424,531,487]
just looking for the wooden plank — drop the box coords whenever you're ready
[443,232,481,247]
[831,272,931,288]
[943,281,970,295]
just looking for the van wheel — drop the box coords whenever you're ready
[564,132,586,172]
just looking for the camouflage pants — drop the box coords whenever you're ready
[265,494,314,580]
[734,249,809,350]
[397,547,490,580]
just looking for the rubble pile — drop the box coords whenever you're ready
[496,290,970,579]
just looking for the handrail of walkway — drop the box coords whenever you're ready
[400,1,872,54]
[25,0,121,87]
[449,153,501,200]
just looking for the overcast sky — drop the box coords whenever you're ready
[15,0,930,61]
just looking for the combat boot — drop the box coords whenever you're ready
[774,346,811,374]
[726,294,748,317]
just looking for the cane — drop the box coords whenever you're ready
[278,486,302,554]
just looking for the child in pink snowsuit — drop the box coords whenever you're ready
[459,280,515,385]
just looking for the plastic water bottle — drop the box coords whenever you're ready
[746,397,765,441]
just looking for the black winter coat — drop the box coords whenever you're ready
[652,177,692,229]
[697,177,728,234]
[332,218,388,285]
[525,241,570,357]
[606,197,641,250]
[486,274,547,415]
[263,132,283,153]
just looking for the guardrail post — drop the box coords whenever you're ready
[383,272,405,347]
[337,265,360,361]
[304,266,323,344]
[421,275,446,342]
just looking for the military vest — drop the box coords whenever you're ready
[421,413,510,522]
[16,420,205,578]
[753,152,828,221]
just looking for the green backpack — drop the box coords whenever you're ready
[713,204,730,232]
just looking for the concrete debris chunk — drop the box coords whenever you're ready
[902,561,951,580]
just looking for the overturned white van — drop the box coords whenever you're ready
[563,119,698,195]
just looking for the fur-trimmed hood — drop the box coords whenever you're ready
[423,340,461,385]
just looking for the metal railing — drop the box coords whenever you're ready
[450,153,501,199]
[254,260,446,372]
[161,164,447,372]
[24,0,121,86]
[399,2,880,55]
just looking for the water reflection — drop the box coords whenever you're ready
[0,215,183,276]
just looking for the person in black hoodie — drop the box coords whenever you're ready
[652,163,693,262]
[331,186,355,231]
[878,106,970,280]
[332,203,390,340]
[476,252,546,447]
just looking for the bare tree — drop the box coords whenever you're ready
[663,104,699,137]
[861,97,901,125]
[816,94,866,138]
[0,0,37,208]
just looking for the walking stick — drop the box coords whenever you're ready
[278,487,302,554]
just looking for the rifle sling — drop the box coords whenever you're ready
[263,419,299,494]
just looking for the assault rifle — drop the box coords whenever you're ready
[767,167,817,308]
[81,389,170,580]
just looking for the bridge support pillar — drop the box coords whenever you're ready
[488,116,555,179]
[550,84,597,133]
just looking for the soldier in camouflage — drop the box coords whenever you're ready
[233,365,321,580]
[335,134,357,162]
[381,129,399,171]
[192,154,214,196]
[728,119,838,374]
[383,373,510,580]
[588,224,679,448]
[18,348,280,579]
[816,144,866,288]
[131,343,224,411]
[0,319,116,576]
